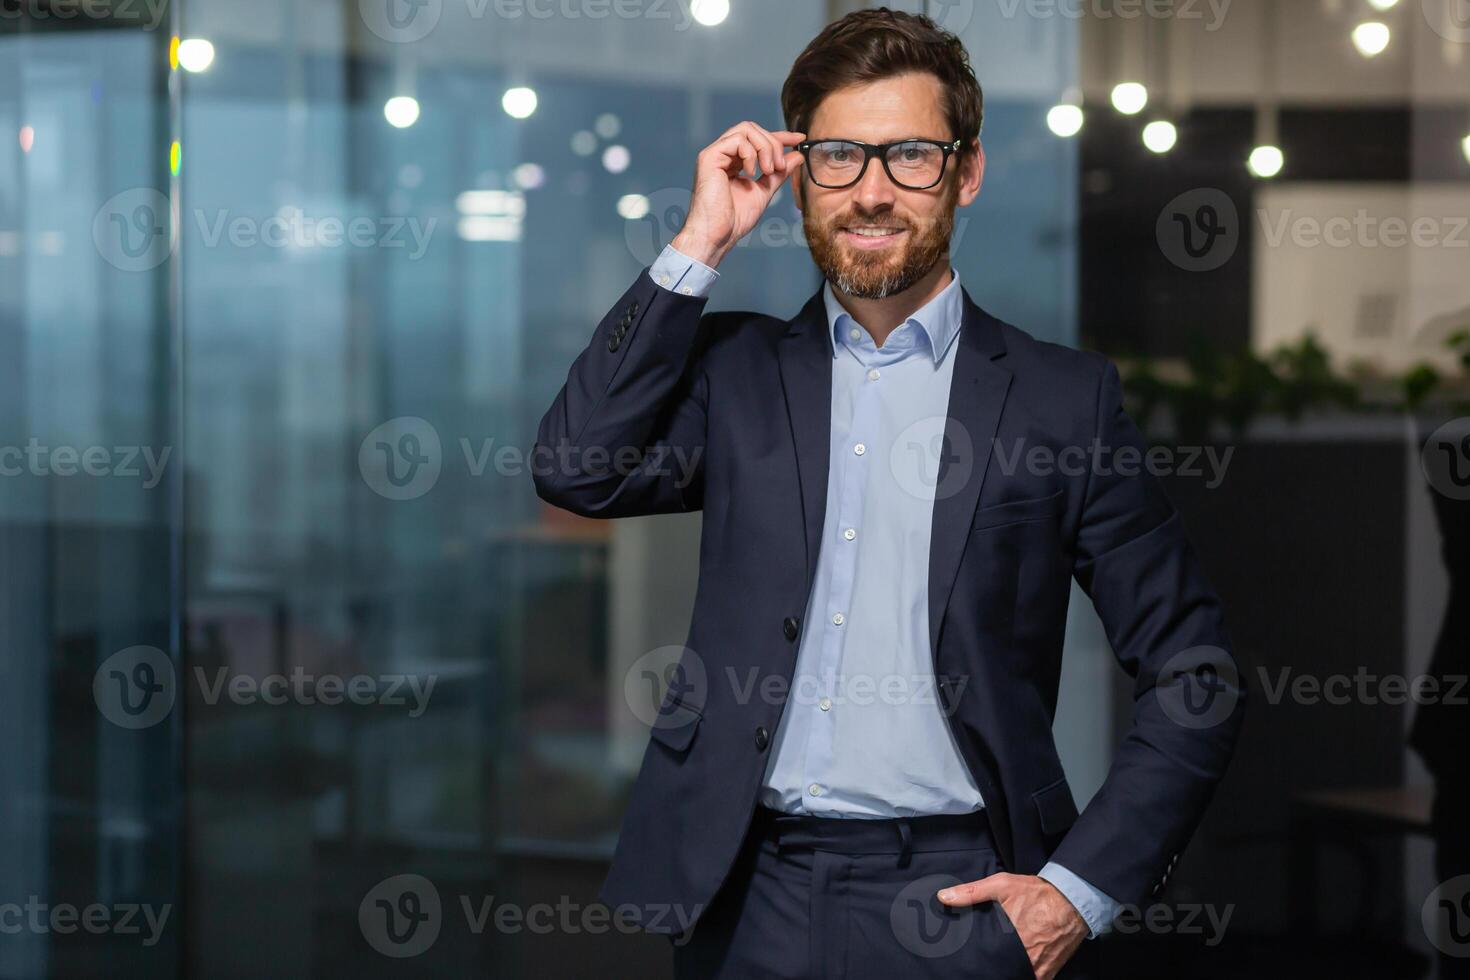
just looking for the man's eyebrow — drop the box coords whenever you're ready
[806,135,942,144]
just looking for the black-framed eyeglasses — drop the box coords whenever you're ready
[797,138,964,190]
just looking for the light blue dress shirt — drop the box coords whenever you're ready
[645,244,1119,938]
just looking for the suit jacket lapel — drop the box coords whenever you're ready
[926,289,1012,662]
[777,288,833,593]
[777,281,1012,660]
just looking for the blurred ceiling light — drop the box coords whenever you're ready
[456,189,526,217]
[511,162,545,190]
[617,194,651,220]
[1142,120,1178,154]
[570,130,597,155]
[19,126,34,153]
[1248,144,1284,178]
[170,140,182,176]
[594,113,621,139]
[503,87,538,119]
[1046,103,1084,138]
[690,0,729,26]
[602,145,631,173]
[1110,82,1148,115]
[384,96,420,128]
[1462,133,1470,165]
[457,216,521,242]
[1351,21,1391,57]
[1366,0,1398,9]
[177,38,215,73]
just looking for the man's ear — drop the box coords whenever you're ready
[957,139,985,209]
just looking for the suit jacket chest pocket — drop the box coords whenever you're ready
[964,490,1068,641]
[970,488,1064,533]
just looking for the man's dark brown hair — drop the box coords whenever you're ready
[781,7,984,161]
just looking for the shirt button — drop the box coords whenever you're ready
[831,612,845,626]
[843,528,856,541]
[867,368,880,381]
[657,275,670,285]
[808,783,823,797]
[849,328,861,341]
[680,286,693,294]
[819,697,832,711]
[853,443,866,456]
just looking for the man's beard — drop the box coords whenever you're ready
[803,179,958,300]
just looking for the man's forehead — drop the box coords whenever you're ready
[808,75,947,138]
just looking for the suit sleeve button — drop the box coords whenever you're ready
[754,727,769,751]
[782,617,800,641]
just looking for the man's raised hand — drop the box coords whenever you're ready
[670,121,805,269]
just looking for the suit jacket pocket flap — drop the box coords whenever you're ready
[647,698,701,752]
[1032,776,1079,836]
[971,489,1064,532]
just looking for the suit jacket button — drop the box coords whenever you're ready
[754,727,769,751]
[782,617,799,641]
[607,334,621,352]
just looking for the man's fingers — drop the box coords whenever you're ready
[936,873,1011,907]
[717,123,805,174]
[710,133,760,179]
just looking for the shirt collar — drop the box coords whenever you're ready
[823,268,964,363]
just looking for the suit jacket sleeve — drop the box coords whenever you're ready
[1047,358,1247,906]
[532,268,715,518]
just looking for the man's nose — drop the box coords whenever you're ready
[852,155,898,212]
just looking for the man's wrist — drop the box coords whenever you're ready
[1037,863,1118,939]
[670,231,728,270]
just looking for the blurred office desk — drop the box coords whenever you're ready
[1288,785,1435,937]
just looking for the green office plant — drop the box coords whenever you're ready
[1122,332,1468,443]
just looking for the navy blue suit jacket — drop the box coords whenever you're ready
[534,268,1246,942]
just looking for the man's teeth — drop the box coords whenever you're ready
[848,227,902,237]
